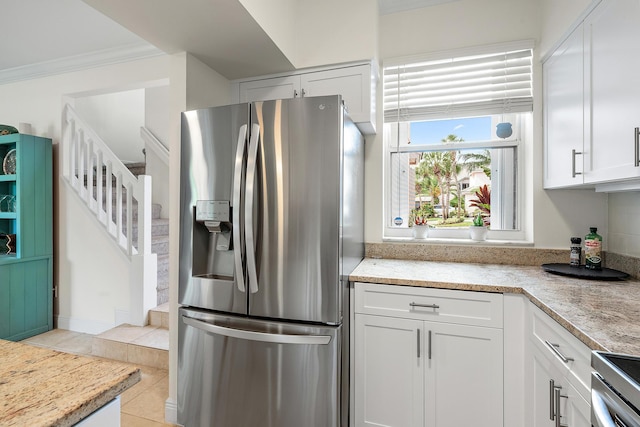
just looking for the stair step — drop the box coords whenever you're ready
[92,323,168,369]
[125,162,146,176]
[149,303,169,328]
[132,217,169,237]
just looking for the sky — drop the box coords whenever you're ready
[410,116,492,145]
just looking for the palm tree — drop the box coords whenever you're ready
[461,149,492,178]
[440,135,464,219]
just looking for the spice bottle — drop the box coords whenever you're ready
[584,227,602,270]
[570,237,582,267]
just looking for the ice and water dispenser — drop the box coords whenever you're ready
[191,200,235,282]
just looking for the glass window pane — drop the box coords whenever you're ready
[389,145,517,231]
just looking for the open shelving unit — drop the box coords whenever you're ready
[0,133,53,341]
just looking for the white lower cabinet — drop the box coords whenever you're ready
[354,283,504,427]
[355,314,424,427]
[526,304,591,427]
[424,321,503,427]
[530,345,590,427]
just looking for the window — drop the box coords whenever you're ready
[383,42,533,241]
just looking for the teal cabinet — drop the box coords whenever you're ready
[0,133,53,340]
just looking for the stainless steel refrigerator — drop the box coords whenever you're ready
[178,95,364,427]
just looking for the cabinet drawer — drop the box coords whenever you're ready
[354,282,503,328]
[529,304,592,400]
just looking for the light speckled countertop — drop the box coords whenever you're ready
[351,258,640,355]
[0,339,140,427]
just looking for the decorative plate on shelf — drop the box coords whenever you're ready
[2,149,16,175]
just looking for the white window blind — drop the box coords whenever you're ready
[384,47,533,122]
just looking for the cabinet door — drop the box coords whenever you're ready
[584,0,640,182]
[530,346,568,427]
[354,314,424,427]
[565,382,591,427]
[301,64,373,127]
[543,26,585,189]
[424,322,503,427]
[239,76,300,103]
[0,258,52,340]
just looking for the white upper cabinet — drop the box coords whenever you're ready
[238,76,301,103]
[233,61,378,134]
[543,0,640,190]
[584,0,640,184]
[543,26,586,189]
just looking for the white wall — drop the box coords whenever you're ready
[0,55,170,333]
[238,0,298,64]
[74,89,146,163]
[608,193,640,257]
[145,85,171,217]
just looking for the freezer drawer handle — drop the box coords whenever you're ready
[182,315,332,345]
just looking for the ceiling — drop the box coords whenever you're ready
[0,0,460,84]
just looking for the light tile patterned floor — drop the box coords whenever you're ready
[23,329,175,427]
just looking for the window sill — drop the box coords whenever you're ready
[382,236,534,247]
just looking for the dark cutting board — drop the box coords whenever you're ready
[541,263,629,281]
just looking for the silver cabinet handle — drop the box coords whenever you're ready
[293,89,298,98]
[182,315,331,345]
[245,123,260,294]
[428,330,432,360]
[545,340,575,363]
[554,386,568,427]
[417,329,421,358]
[572,149,583,177]
[409,302,440,310]
[301,88,306,97]
[635,127,639,167]
[233,124,248,293]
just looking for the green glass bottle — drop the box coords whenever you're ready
[584,227,602,270]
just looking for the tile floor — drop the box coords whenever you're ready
[22,329,175,427]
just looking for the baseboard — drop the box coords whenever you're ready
[56,315,113,335]
[165,397,178,425]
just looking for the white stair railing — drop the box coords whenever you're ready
[140,126,169,166]
[61,103,157,326]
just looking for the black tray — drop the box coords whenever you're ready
[541,263,629,281]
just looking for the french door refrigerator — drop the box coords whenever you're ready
[178,95,364,427]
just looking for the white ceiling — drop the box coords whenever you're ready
[0,0,458,84]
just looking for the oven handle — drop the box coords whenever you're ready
[182,315,332,345]
[592,388,622,427]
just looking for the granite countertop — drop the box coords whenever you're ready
[351,258,640,355]
[0,339,140,427]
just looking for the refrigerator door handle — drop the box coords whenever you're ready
[245,123,260,294]
[233,124,248,293]
[182,315,332,345]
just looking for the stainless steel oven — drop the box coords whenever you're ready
[592,351,640,427]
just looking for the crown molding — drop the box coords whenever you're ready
[0,43,165,85]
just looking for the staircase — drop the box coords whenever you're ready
[120,162,169,306]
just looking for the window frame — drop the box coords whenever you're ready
[383,114,528,242]
[381,41,535,243]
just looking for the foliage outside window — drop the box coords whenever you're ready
[384,42,533,240]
